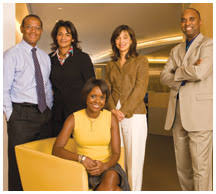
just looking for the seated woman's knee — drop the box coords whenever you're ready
[98,170,120,190]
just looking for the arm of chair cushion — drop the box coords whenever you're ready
[15,144,88,191]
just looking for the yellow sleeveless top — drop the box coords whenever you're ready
[73,109,112,162]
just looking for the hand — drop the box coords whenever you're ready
[81,156,97,170]
[194,59,202,66]
[117,110,125,121]
[111,109,125,121]
[170,68,176,74]
[170,65,178,74]
[87,160,107,176]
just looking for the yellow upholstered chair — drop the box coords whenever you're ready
[15,137,125,191]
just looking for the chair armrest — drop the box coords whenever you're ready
[15,145,88,191]
[118,147,125,170]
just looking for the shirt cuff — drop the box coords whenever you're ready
[5,109,12,121]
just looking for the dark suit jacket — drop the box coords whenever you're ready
[49,48,95,120]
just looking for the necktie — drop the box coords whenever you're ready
[31,48,47,112]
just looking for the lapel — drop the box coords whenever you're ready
[113,60,121,72]
[52,54,62,67]
[182,33,204,66]
[178,42,186,66]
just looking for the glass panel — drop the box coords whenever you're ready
[94,64,106,79]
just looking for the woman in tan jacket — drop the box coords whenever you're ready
[105,24,149,191]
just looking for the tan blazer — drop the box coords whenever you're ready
[160,33,213,131]
[105,55,149,118]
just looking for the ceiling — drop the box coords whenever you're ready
[27,3,188,63]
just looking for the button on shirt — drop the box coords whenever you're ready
[3,40,53,120]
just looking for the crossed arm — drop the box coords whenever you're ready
[174,41,212,82]
[160,40,212,89]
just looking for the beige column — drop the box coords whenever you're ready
[3,3,29,190]
[3,3,16,191]
[189,3,213,38]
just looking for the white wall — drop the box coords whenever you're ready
[3,3,16,191]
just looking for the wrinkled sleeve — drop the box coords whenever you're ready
[3,51,15,121]
[160,48,181,91]
[120,57,149,116]
[105,63,116,110]
[174,40,213,82]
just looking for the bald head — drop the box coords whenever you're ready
[181,8,202,41]
[182,8,201,19]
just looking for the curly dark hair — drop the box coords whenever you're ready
[50,20,81,51]
[111,24,138,61]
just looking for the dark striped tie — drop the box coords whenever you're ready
[31,48,47,112]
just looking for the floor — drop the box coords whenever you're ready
[142,134,181,191]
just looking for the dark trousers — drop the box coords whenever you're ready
[7,103,52,191]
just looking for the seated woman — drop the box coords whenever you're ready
[52,78,130,191]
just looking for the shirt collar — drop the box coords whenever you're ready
[52,46,74,65]
[21,39,38,53]
[186,33,199,51]
[51,46,74,57]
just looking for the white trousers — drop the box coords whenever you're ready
[117,101,148,191]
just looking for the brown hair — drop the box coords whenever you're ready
[111,24,138,61]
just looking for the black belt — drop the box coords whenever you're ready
[12,102,38,108]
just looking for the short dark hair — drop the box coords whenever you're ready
[51,20,81,51]
[184,8,201,19]
[111,24,138,61]
[81,78,110,105]
[21,14,43,29]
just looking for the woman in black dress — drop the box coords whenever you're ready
[50,20,95,136]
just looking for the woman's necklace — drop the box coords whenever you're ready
[59,47,70,58]
[85,110,100,131]
[88,117,96,131]
[59,52,67,59]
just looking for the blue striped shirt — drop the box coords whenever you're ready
[3,40,53,120]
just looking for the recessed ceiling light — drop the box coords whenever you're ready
[147,58,168,63]
[91,34,184,63]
